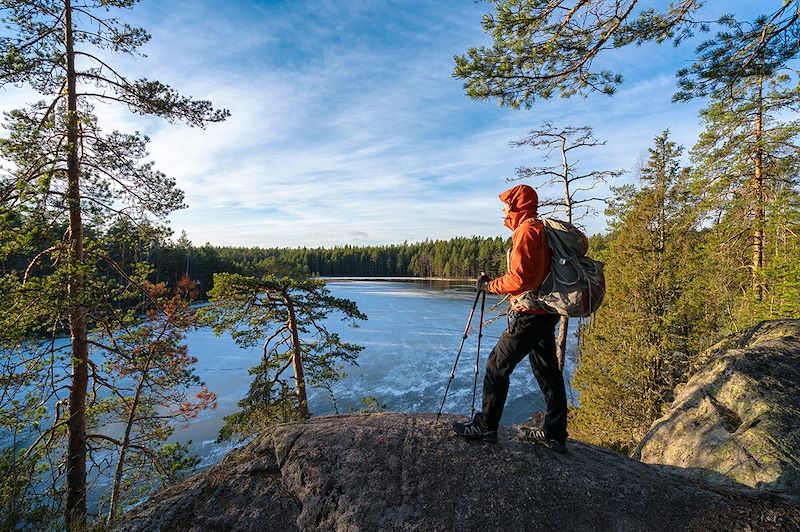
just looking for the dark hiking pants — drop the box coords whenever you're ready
[481,312,567,441]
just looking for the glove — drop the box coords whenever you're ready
[476,273,491,291]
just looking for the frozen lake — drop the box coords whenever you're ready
[180,280,579,467]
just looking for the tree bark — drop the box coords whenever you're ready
[555,137,572,371]
[556,316,569,372]
[658,159,666,254]
[560,137,573,225]
[752,77,764,301]
[108,349,154,525]
[283,290,310,418]
[64,1,89,529]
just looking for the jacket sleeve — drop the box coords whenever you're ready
[487,224,543,295]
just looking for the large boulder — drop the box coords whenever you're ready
[634,319,800,501]
[117,412,799,531]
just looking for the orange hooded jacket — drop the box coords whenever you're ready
[487,184,552,314]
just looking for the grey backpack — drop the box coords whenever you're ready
[512,218,605,317]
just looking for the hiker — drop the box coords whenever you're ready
[452,184,568,453]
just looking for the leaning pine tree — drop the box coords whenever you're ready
[0,1,227,529]
[204,272,367,441]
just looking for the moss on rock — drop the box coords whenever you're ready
[634,319,800,500]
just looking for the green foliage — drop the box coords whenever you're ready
[674,8,800,102]
[357,396,387,413]
[91,276,216,521]
[99,441,200,517]
[754,188,800,318]
[559,4,800,454]
[575,121,800,455]
[454,0,703,108]
[1,0,226,527]
[86,234,512,300]
[684,20,800,323]
[455,2,800,110]
[586,233,610,262]
[0,400,57,530]
[4,202,510,308]
[571,16,800,449]
[204,272,366,441]
[573,131,712,453]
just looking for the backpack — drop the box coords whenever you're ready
[511,218,605,317]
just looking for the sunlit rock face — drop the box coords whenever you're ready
[634,319,800,502]
[117,412,799,531]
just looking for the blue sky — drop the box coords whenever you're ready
[1,0,769,247]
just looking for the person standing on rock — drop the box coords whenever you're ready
[452,184,567,453]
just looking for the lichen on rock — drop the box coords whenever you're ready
[634,319,800,501]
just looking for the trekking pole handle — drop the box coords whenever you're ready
[476,271,490,292]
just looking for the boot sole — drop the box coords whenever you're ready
[452,424,498,443]
[517,428,567,453]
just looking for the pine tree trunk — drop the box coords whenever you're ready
[558,137,571,372]
[262,340,272,413]
[283,291,310,418]
[108,427,130,526]
[64,1,89,529]
[752,77,764,301]
[108,354,153,525]
[556,315,568,372]
[561,137,573,225]
[648,354,665,425]
[658,166,666,254]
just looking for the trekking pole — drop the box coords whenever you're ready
[470,287,487,419]
[436,277,485,422]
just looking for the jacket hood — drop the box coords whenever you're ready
[500,184,539,230]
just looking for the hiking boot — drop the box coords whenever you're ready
[516,411,546,432]
[518,427,567,453]
[452,413,498,443]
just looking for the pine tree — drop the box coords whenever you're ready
[453,0,703,108]
[453,2,799,110]
[572,131,706,452]
[757,182,800,318]
[677,9,800,304]
[0,1,226,527]
[204,273,366,440]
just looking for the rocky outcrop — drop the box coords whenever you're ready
[634,319,800,502]
[118,412,799,531]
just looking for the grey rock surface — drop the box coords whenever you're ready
[117,412,800,531]
[634,319,800,501]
